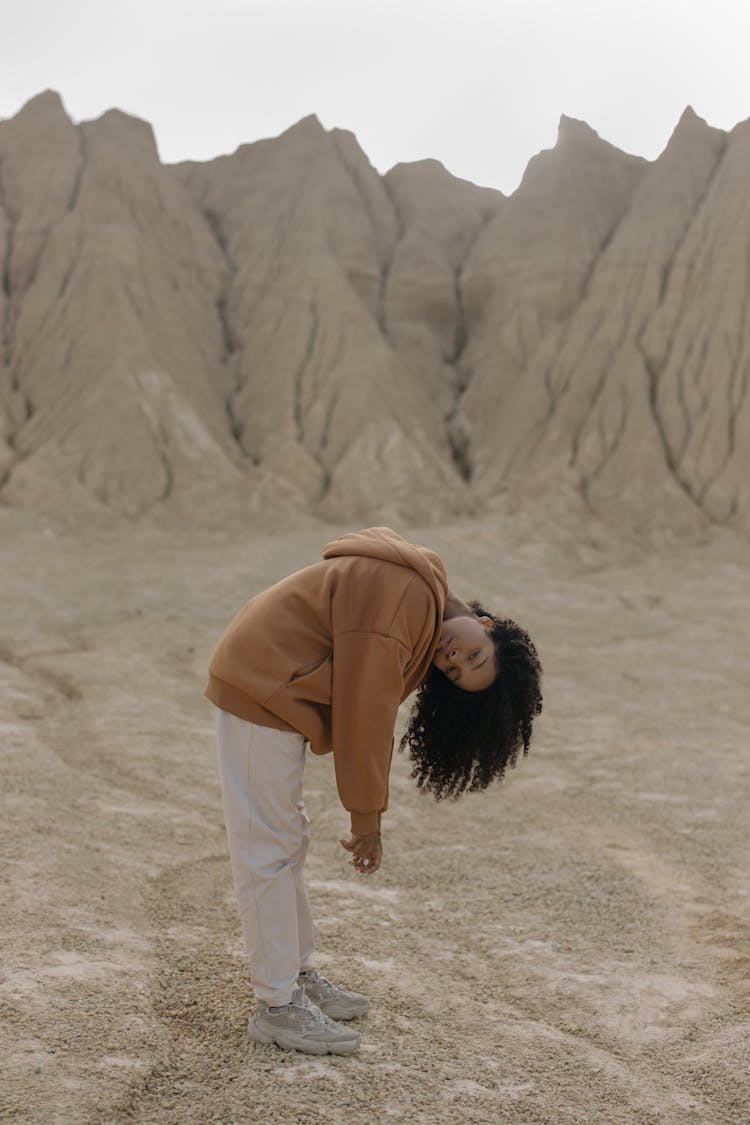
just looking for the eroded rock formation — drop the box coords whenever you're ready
[0,93,747,533]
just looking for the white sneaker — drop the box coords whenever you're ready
[248,986,360,1055]
[298,969,370,1020]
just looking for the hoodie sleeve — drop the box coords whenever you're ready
[330,629,410,835]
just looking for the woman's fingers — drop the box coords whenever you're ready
[350,858,379,874]
[350,847,382,874]
[340,833,382,874]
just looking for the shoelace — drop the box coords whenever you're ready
[285,989,339,1030]
[301,970,342,997]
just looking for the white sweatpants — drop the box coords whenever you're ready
[215,708,316,1006]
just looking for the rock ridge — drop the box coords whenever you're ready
[0,92,747,535]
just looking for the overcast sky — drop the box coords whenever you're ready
[3,0,749,194]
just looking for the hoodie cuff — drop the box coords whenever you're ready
[350,811,380,836]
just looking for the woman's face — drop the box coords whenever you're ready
[432,615,497,692]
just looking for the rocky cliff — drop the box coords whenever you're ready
[1,93,747,533]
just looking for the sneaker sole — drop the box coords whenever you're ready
[316,999,370,1021]
[248,1023,360,1055]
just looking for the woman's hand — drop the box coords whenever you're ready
[339,832,382,876]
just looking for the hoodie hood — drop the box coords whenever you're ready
[323,526,448,610]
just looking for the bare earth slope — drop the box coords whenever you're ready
[457,107,750,536]
[2,94,749,534]
[1,513,748,1124]
[174,119,478,524]
[0,92,266,525]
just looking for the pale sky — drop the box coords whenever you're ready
[2,0,749,194]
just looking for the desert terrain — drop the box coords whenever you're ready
[2,86,749,1122]
[2,507,748,1124]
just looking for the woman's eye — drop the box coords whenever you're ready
[470,651,480,660]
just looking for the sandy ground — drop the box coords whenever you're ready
[1,509,749,1124]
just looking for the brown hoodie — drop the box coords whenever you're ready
[205,528,447,834]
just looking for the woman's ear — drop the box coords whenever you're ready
[478,615,496,631]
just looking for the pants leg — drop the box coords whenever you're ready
[215,709,316,1005]
[293,801,316,973]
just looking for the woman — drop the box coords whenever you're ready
[205,527,542,1055]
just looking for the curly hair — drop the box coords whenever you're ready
[399,603,543,799]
